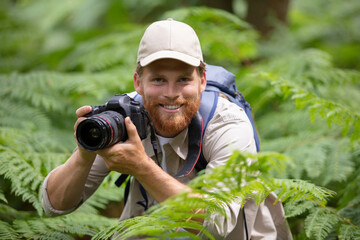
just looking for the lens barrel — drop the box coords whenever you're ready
[76,110,126,151]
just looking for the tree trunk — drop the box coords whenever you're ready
[245,0,290,36]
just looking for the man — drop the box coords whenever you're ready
[42,19,292,239]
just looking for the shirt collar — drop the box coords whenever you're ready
[143,127,188,160]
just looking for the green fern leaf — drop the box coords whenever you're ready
[0,146,44,215]
[260,72,360,143]
[305,207,340,240]
[273,179,335,206]
[13,212,118,240]
[0,220,20,240]
[338,224,360,240]
[284,200,316,218]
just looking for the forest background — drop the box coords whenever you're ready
[0,0,359,239]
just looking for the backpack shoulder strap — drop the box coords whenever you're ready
[194,91,218,172]
[199,91,218,134]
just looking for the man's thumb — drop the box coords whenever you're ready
[125,117,139,141]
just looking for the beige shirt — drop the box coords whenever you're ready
[42,97,292,239]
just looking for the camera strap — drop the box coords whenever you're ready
[174,112,203,178]
[144,111,160,165]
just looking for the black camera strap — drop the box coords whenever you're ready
[144,111,160,165]
[174,112,203,178]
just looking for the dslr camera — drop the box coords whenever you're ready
[76,94,148,151]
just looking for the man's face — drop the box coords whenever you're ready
[134,59,206,137]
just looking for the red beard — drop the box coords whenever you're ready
[143,96,201,137]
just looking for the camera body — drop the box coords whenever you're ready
[76,94,148,151]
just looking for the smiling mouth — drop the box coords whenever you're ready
[160,104,182,111]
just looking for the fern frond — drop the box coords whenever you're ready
[0,71,102,115]
[273,179,335,207]
[0,71,135,139]
[94,213,210,240]
[257,102,329,140]
[13,212,118,240]
[59,29,143,72]
[260,72,360,142]
[338,224,360,240]
[0,125,73,156]
[284,200,316,218]
[0,127,73,215]
[0,98,51,131]
[303,206,360,240]
[305,207,340,240]
[0,146,45,215]
[316,138,354,186]
[264,131,354,185]
[258,49,359,88]
[0,220,20,240]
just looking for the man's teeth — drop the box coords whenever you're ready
[164,105,180,109]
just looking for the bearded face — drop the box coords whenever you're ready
[142,91,201,137]
[134,59,206,138]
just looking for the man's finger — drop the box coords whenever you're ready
[76,106,92,118]
[74,117,87,132]
[125,117,140,141]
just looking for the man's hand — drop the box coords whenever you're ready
[96,117,151,177]
[73,105,96,161]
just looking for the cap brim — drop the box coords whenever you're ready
[139,50,201,67]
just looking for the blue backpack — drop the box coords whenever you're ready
[199,64,260,153]
[164,63,260,178]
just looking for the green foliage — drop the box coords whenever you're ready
[0,0,359,239]
[260,0,360,70]
[92,152,338,239]
[290,0,360,70]
[13,212,118,240]
[259,71,360,142]
[0,221,20,240]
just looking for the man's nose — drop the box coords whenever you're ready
[164,83,180,100]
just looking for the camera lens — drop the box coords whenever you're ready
[89,127,101,139]
[76,111,126,151]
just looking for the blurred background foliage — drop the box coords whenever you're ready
[0,0,359,239]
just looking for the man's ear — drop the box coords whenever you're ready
[200,72,207,93]
[133,72,143,95]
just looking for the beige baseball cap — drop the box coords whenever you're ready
[137,18,203,67]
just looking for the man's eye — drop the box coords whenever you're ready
[154,78,164,83]
[179,78,189,82]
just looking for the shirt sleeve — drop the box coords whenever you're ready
[41,154,110,216]
[199,97,257,238]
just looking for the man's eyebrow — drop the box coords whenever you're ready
[148,73,166,78]
[180,68,195,77]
